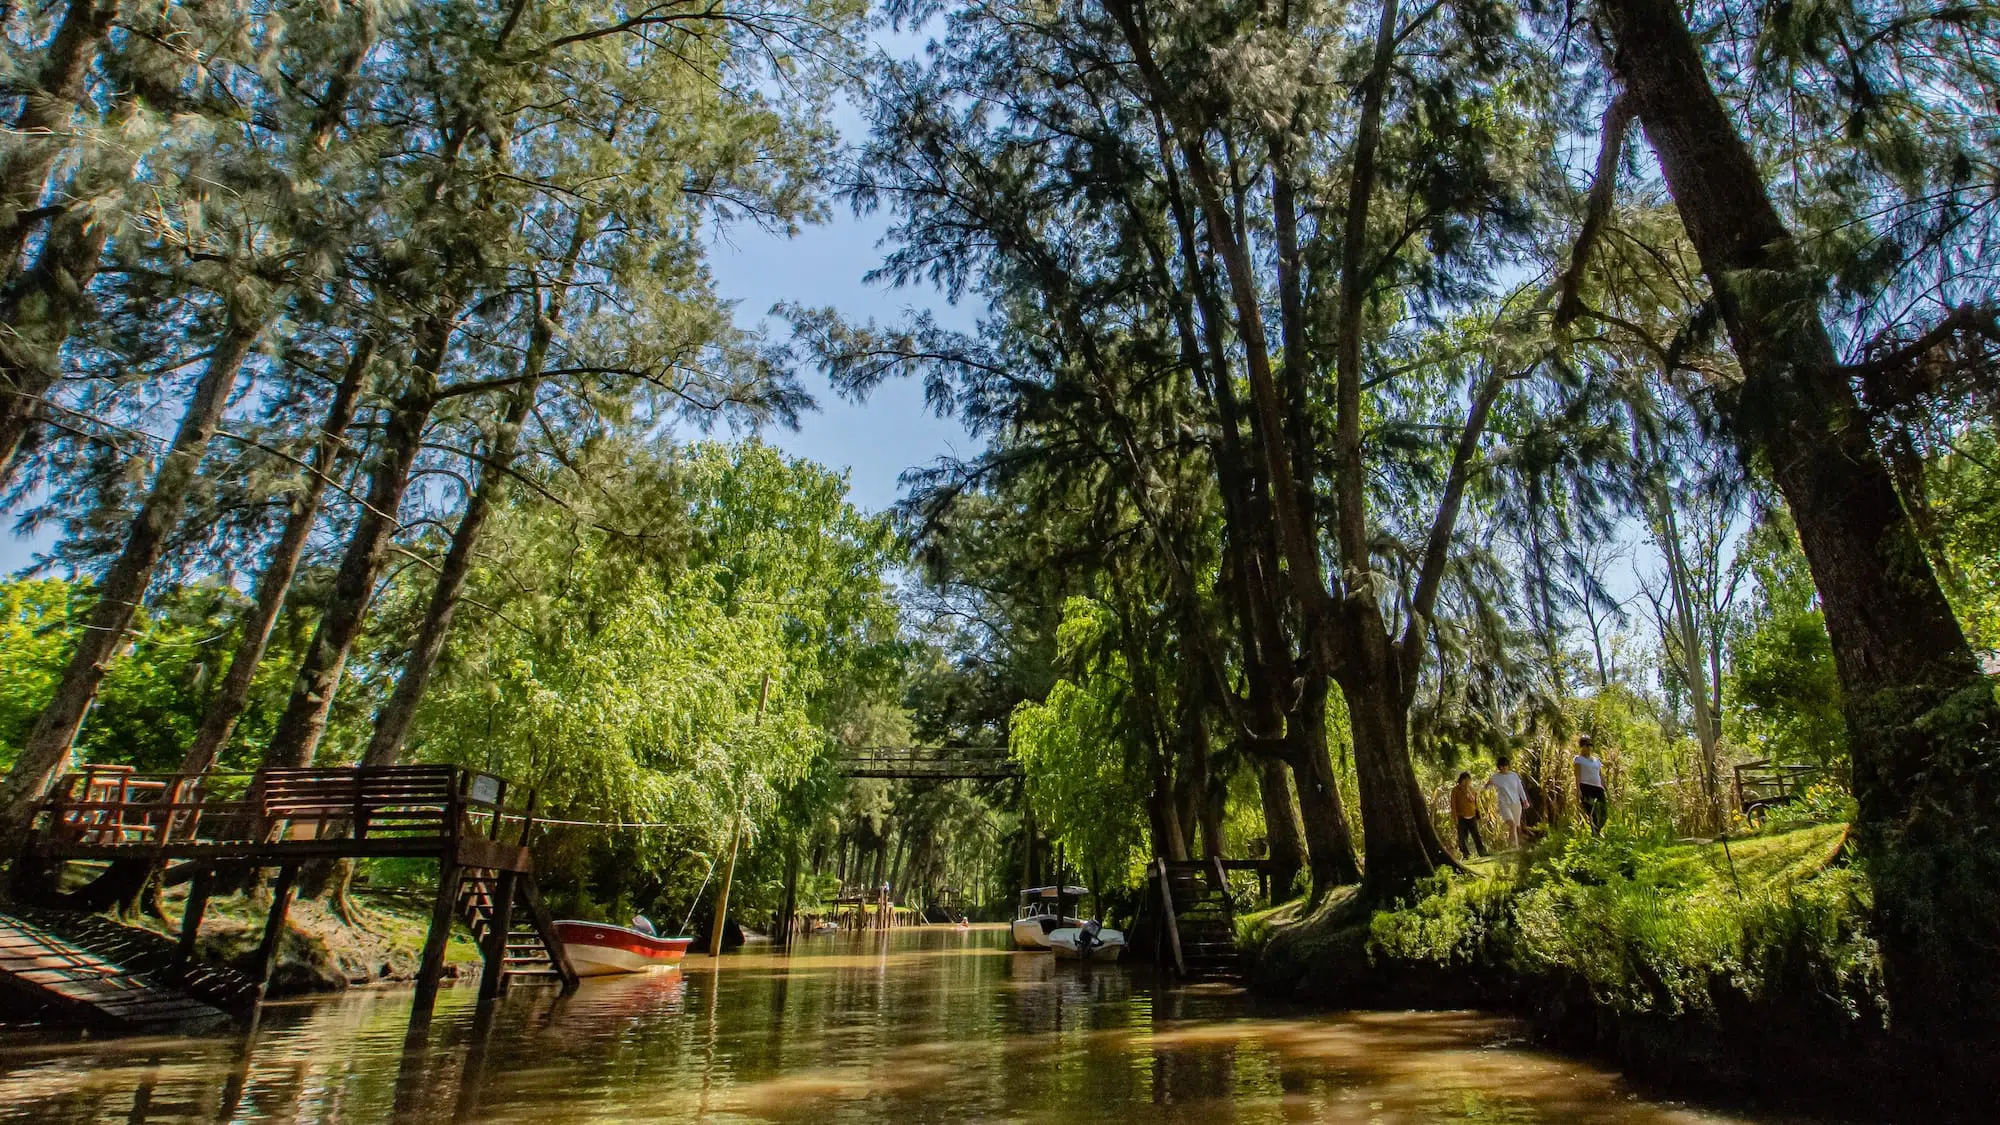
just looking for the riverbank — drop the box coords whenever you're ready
[133,881,482,996]
[1243,821,1994,1121]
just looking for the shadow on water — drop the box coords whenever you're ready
[0,925,1842,1124]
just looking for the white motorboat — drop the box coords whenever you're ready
[1048,921,1125,962]
[554,920,691,976]
[1010,885,1087,950]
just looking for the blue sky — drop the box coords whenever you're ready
[706,180,982,517]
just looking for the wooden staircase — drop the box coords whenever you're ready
[454,867,576,993]
[1152,858,1243,980]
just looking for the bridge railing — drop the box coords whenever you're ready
[30,764,539,856]
[837,746,1020,779]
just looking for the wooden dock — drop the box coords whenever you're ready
[9,763,577,1034]
[0,909,234,1034]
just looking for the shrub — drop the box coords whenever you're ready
[1364,823,1883,1027]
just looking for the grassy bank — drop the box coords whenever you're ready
[1244,820,1992,1118]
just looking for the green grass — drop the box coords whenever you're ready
[1254,821,1882,1031]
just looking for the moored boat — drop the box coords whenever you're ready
[1048,921,1125,962]
[1010,885,1087,950]
[555,920,693,976]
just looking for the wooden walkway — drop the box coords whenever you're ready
[837,747,1020,780]
[0,910,233,1034]
[9,763,577,1034]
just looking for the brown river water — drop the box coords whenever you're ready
[0,925,1829,1124]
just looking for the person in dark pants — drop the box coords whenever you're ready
[1574,734,1608,835]
[1450,771,1485,857]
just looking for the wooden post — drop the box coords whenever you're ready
[1155,859,1186,977]
[1023,802,1039,888]
[174,865,212,971]
[488,779,508,841]
[254,864,299,1005]
[478,870,517,1004]
[352,771,369,841]
[707,671,769,959]
[411,861,460,1024]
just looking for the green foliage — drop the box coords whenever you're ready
[0,581,74,762]
[408,439,904,912]
[1759,781,1856,829]
[1010,598,1150,891]
[1366,824,1884,1026]
[0,579,301,773]
[1369,871,1517,968]
[1727,513,1846,766]
[1928,428,2000,654]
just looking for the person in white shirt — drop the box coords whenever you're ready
[1484,756,1531,849]
[1574,734,1607,836]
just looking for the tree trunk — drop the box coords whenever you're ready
[1254,753,1307,901]
[261,384,433,769]
[1178,646,1225,860]
[180,340,373,776]
[0,0,118,273]
[1148,742,1190,862]
[360,386,529,767]
[1286,673,1364,896]
[0,207,115,486]
[1339,624,1452,898]
[1599,0,2000,1030]
[0,311,261,855]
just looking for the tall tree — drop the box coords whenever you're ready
[830,0,1566,896]
[1590,0,2000,1025]
[178,339,374,776]
[0,300,268,854]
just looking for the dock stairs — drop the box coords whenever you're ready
[454,867,569,988]
[1151,858,1243,980]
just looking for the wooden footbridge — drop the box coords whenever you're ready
[7,763,577,1034]
[838,746,1020,781]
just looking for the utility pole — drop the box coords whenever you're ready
[708,671,769,958]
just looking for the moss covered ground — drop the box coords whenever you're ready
[1240,821,1996,1117]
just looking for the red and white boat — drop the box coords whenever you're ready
[554,920,693,976]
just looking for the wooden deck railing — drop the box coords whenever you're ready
[30,764,539,862]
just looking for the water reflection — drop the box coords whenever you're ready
[0,926,1804,1124]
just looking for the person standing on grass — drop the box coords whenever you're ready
[1451,771,1485,858]
[1575,734,1608,836]
[1484,756,1531,849]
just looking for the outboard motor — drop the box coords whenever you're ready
[1078,918,1102,960]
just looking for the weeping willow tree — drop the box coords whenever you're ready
[403,439,905,912]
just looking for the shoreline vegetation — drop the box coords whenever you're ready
[1243,819,1997,1121]
[17,817,1988,1121]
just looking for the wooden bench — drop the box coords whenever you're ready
[256,766,458,842]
